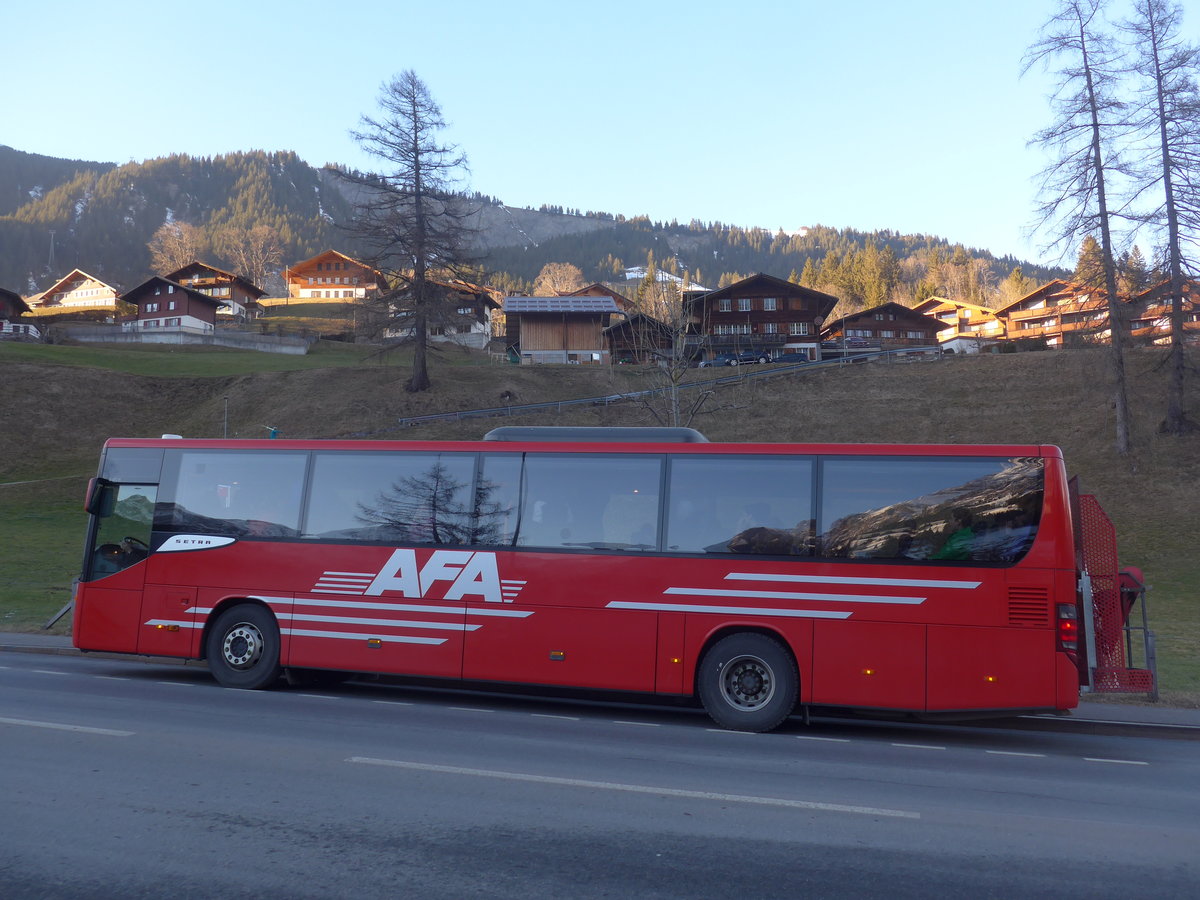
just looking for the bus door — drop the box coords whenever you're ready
[76,480,157,654]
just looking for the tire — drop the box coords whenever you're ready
[206,603,282,689]
[758,356,769,364]
[697,633,798,732]
[728,359,739,366]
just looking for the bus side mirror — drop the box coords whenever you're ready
[84,478,116,517]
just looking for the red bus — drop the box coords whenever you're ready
[72,426,1151,731]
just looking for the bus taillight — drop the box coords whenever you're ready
[1056,603,1079,660]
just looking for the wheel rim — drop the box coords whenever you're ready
[221,622,265,670]
[719,654,775,711]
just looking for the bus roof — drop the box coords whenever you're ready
[99,435,1064,460]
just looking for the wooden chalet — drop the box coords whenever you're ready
[994,280,1111,347]
[822,301,951,350]
[120,277,224,333]
[1129,280,1200,346]
[504,295,621,364]
[384,279,503,350]
[33,269,121,310]
[164,261,266,321]
[604,312,677,364]
[686,272,838,362]
[911,296,1005,352]
[0,287,40,340]
[285,250,385,301]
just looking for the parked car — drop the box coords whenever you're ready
[699,350,770,367]
[769,351,809,363]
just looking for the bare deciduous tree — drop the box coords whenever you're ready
[341,70,477,393]
[148,221,205,275]
[532,262,585,295]
[1025,0,1134,454]
[215,224,283,292]
[1123,0,1200,434]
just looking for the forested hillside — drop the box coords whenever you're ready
[0,146,1068,308]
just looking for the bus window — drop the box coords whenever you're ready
[305,451,477,544]
[818,456,1043,563]
[86,483,156,580]
[156,451,307,538]
[665,456,814,555]
[514,454,661,550]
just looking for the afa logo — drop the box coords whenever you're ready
[365,549,511,603]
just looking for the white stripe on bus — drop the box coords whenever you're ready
[664,588,926,605]
[281,629,446,645]
[605,602,851,619]
[724,572,981,590]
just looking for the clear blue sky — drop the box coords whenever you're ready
[5,0,1199,267]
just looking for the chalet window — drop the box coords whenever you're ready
[907,331,923,339]
[317,263,323,271]
[881,330,895,338]
[166,317,181,326]
[146,302,159,313]
[788,322,809,336]
[763,322,778,334]
[875,313,884,320]
[457,306,474,315]
[763,298,777,311]
[719,299,732,312]
[738,298,752,312]
[308,278,314,285]
[154,287,161,296]
[168,301,176,310]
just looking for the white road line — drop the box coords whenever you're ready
[346,758,921,819]
[0,716,134,736]
[33,669,70,676]
[986,750,1047,758]
[448,707,494,713]
[893,743,946,750]
[1084,757,1149,766]
[95,676,130,681]
[156,681,194,686]
[296,693,340,700]
[796,736,851,743]
[613,721,661,727]
[532,713,580,721]
[372,700,413,707]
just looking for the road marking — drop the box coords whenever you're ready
[96,676,130,681]
[797,736,851,743]
[372,700,413,707]
[296,693,340,700]
[449,707,494,713]
[986,750,1047,758]
[0,716,134,736]
[893,743,946,750]
[346,758,921,819]
[613,721,661,727]
[157,681,194,686]
[33,669,70,676]
[1084,757,1149,766]
[532,713,579,721]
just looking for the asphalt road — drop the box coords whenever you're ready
[2,650,1197,899]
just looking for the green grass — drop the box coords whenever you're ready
[0,337,397,375]
[0,478,88,633]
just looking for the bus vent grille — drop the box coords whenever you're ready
[1008,588,1050,626]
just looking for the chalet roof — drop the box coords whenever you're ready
[695,272,839,317]
[602,312,670,335]
[826,301,954,331]
[39,268,119,298]
[911,296,997,316]
[0,287,30,315]
[565,283,634,306]
[288,249,377,272]
[504,296,619,314]
[120,276,226,309]
[164,260,267,298]
[994,279,1084,316]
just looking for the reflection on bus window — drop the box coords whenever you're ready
[817,457,1043,563]
[665,456,814,555]
[156,451,306,538]
[514,455,661,550]
[88,483,156,579]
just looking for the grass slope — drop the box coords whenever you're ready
[1,341,1195,701]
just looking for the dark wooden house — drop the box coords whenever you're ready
[121,277,224,333]
[504,296,620,364]
[822,301,950,349]
[165,261,267,321]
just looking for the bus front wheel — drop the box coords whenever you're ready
[697,633,798,732]
[206,604,282,690]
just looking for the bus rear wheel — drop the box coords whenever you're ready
[206,604,281,690]
[697,633,798,732]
